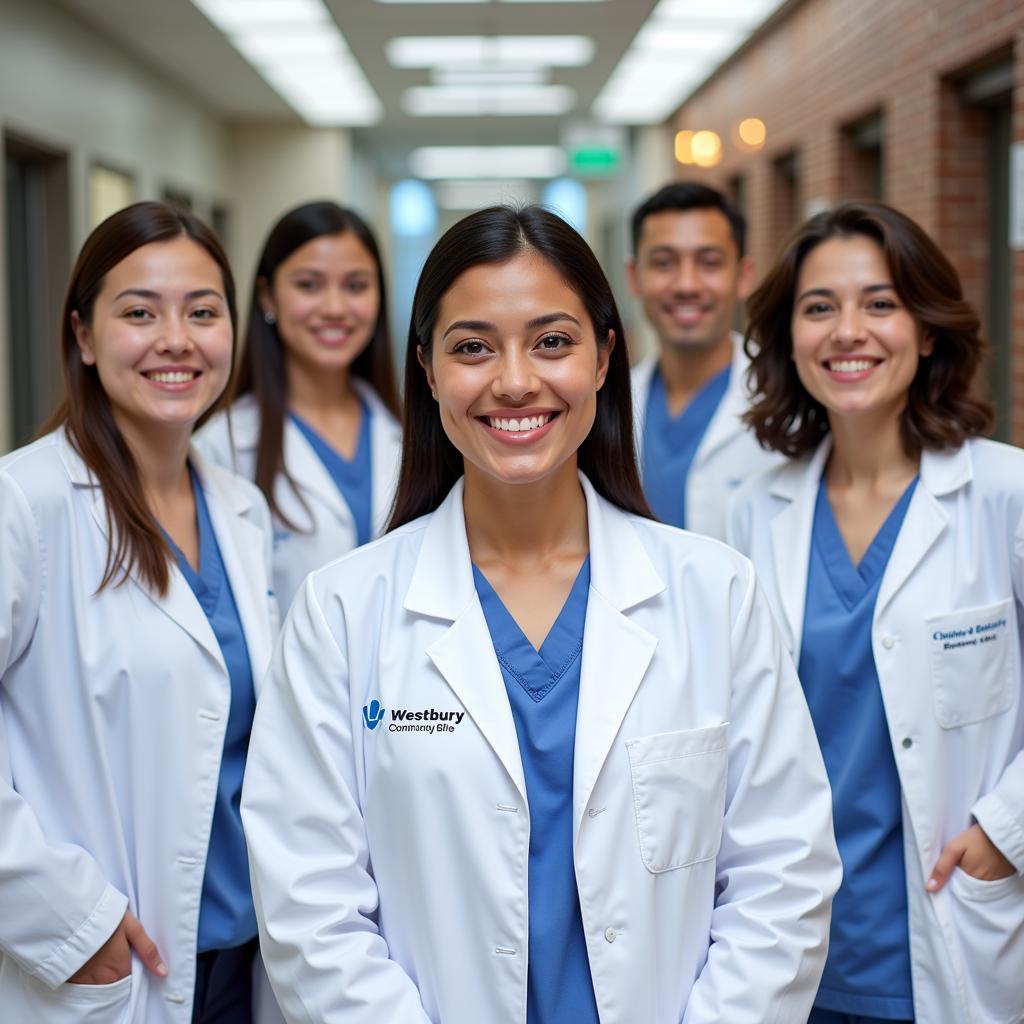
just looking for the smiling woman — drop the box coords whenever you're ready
[0,201,282,1023]
[241,205,842,1024]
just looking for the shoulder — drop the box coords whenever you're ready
[195,396,261,453]
[0,432,74,507]
[353,378,401,434]
[964,437,1024,484]
[195,453,272,530]
[630,353,657,392]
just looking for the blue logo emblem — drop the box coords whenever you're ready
[362,699,385,730]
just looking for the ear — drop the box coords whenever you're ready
[735,255,755,302]
[256,276,276,320]
[416,345,438,398]
[70,310,96,366]
[595,330,615,391]
[625,257,640,298]
[919,331,935,358]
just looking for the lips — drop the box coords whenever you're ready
[143,369,200,385]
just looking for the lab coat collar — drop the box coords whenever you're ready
[692,331,754,464]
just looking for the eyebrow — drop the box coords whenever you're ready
[796,283,895,303]
[113,288,224,302]
[644,244,727,257]
[288,267,372,277]
[441,311,582,340]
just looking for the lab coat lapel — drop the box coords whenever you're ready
[875,446,966,619]
[353,379,401,537]
[630,354,656,477]
[57,432,226,668]
[769,439,831,660]
[691,333,749,467]
[405,480,528,803]
[283,415,354,527]
[573,477,662,838]
[195,453,274,691]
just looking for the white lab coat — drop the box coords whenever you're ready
[195,378,402,614]
[726,436,1024,1024]
[241,473,842,1024]
[0,429,281,1024]
[631,332,783,541]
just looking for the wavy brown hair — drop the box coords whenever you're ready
[233,201,398,529]
[744,201,993,457]
[41,201,237,595]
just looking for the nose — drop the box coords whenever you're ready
[156,316,194,355]
[671,256,700,296]
[321,284,349,319]
[834,304,867,347]
[491,346,538,401]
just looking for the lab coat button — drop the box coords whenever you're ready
[604,927,617,943]
[901,737,913,749]
[882,635,895,650]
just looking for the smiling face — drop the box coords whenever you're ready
[72,235,233,444]
[791,234,932,423]
[261,230,380,378]
[629,207,752,354]
[420,252,613,489]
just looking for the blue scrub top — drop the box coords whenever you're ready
[163,466,258,953]
[290,399,373,547]
[473,558,600,1024]
[798,476,918,1019]
[642,362,730,529]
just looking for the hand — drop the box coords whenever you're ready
[67,910,168,985]
[927,823,1016,892]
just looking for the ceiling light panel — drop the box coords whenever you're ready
[432,67,549,85]
[410,146,567,179]
[435,180,537,210]
[191,0,381,125]
[387,36,594,69]
[592,0,785,124]
[404,84,575,116]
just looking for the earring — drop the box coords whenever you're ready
[264,311,276,325]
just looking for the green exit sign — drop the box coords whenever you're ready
[569,147,621,175]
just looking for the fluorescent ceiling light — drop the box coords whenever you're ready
[435,179,536,210]
[404,84,575,116]
[387,36,594,69]
[191,0,381,125]
[410,146,567,179]
[656,0,778,18]
[432,67,548,85]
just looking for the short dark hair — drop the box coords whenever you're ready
[744,200,993,458]
[388,205,651,530]
[631,181,746,257]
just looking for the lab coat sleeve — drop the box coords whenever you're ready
[970,510,1024,871]
[0,474,128,986]
[682,563,842,1024]
[241,577,432,1024]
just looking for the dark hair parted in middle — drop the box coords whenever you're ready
[744,200,993,458]
[233,200,399,526]
[388,204,651,530]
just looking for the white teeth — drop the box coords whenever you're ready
[487,414,550,432]
[147,371,196,384]
[828,359,876,373]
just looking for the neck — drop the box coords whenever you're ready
[113,413,193,506]
[287,359,355,418]
[463,460,589,567]
[657,333,732,410]
[827,405,918,488]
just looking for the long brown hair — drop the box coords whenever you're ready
[41,201,237,595]
[388,205,651,530]
[233,201,399,528]
[744,201,993,457]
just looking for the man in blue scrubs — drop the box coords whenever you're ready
[627,183,781,538]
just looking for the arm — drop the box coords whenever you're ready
[0,475,128,987]
[682,564,842,1024]
[241,577,432,1024]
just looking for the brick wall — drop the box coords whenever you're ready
[671,0,1024,444]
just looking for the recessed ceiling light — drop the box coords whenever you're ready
[432,67,548,86]
[387,36,594,69]
[410,146,567,179]
[404,84,575,116]
[191,0,328,31]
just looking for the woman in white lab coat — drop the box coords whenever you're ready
[727,201,1024,1024]
[242,205,841,1024]
[0,202,279,1024]
[196,202,401,614]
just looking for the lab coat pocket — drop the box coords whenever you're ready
[928,598,1016,728]
[947,868,1024,1023]
[6,971,132,1024]
[626,723,728,873]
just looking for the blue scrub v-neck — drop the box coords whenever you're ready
[642,362,730,529]
[290,399,373,547]
[162,466,258,952]
[799,476,918,1019]
[473,558,599,1024]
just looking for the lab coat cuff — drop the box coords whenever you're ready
[972,791,1024,874]
[34,883,129,989]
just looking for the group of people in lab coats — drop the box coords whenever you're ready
[0,179,1020,1024]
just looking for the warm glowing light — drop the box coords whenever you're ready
[738,117,766,149]
[674,130,695,165]
[691,130,722,167]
